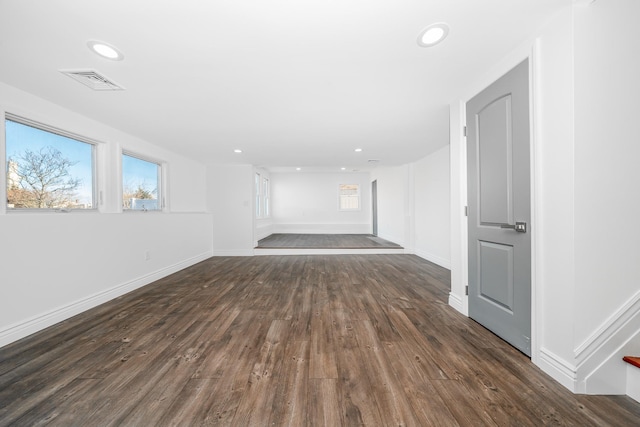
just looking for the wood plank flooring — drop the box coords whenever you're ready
[1,255,639,426]
[256,234,403,249]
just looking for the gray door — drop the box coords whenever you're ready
[372,180,378,236]
[467,59,531,356]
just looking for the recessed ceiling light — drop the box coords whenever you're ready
[87,40,124,61]
[417,23,449,47]
[341,167,346,171]
[354,148,363,152]
[296,167,301,171]
[234,149,243,153]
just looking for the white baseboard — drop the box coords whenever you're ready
[414,249,451,269]
[212,249,255,257]
[255,222,273,242]
[0,251,212,348]
[272,223,371,234]
[537,347,578,392]
[448,292,465,314]
[531,291,640,395]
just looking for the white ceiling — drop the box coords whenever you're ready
[0,0,568,171]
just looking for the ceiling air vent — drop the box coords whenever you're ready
[60,69,125,91]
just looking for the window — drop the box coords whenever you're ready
[122,153,161,211]
[262,177,270,217]
[5,116,96,210]
[339,184,360,210]
[255,173,270,218]
[255,173,262,218]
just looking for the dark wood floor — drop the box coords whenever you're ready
[257,233,403,249]
[1,255,639,426]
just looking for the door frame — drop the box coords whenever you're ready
[450,43,541,365]
[371,180,378,236]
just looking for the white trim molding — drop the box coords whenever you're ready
[448,292,465,315]
[414,249,451,270]
[213,249,255,257]
[574,290,640,394]
[536,291,640,395]
[539,347,578,391]
[574,290,640,361]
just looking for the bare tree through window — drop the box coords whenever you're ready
[5,117,95,210]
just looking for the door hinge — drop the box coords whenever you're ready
[463,125,467,137]
[465,285,469,296]
[464,206,468,217]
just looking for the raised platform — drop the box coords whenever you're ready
[254,247,406,256]
[254,233,405,256]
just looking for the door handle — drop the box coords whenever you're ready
[500,222,527,233]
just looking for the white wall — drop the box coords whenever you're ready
[572,0,640,351]
[270,171,371,234]
[534,4,577,385]
[370,152,451,268]
[371,166,408,246]
[449,0,640,394]
[531,0,640,394]
[0,213,213,347]
[413,145,451,268]
[207,164,254,255]
[572,0,640,393]
[0,82,213,347]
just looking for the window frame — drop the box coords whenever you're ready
[338,183,361,211]
[255,172,262,218]
[121,150,165,212]
[4,113,99,213]
[262,176,270,218]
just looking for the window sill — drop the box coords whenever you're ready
[4,208,99,215]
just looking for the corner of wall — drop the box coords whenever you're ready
[448,292,465,315]
[414,249,451,270]
[538,347,578,392]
